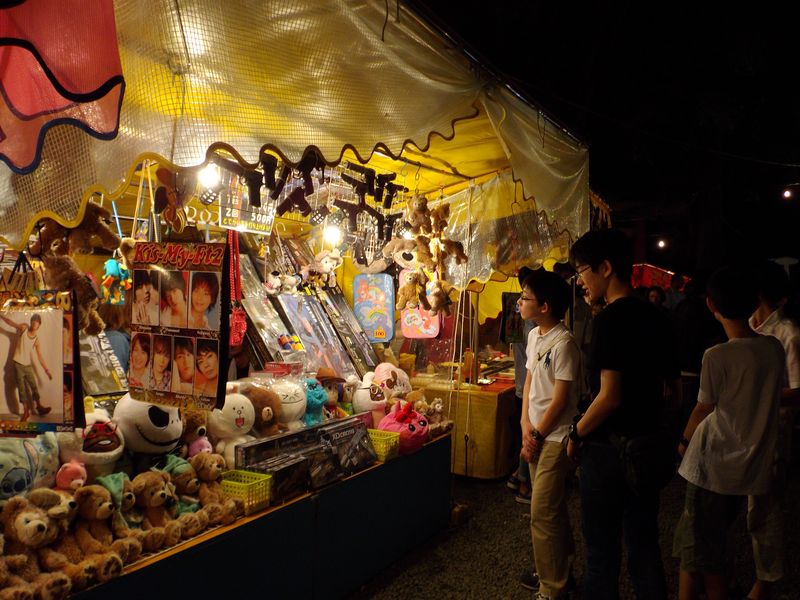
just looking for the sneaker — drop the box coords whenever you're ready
[514,491,532,505]
[507,474,523,490]
[520,570,540,591]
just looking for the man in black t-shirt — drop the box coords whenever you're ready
[567,229,681,600]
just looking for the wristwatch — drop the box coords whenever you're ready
[531,428,544,442]
[568,423,583,444]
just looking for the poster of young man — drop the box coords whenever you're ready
[0,290,83,435]
[129,241,228,409]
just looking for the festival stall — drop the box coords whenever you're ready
[0,1,588,597]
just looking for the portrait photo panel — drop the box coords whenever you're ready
[194,338,220,398]
[132,270,160,326]
[171,336,195,394]
[159,271,189,329]
[189,272,221,331]
[128,332,152,389]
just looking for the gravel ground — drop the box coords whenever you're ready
[348,469,800,600]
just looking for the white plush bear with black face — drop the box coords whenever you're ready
[113,393,182,456]
[207,393,256,469]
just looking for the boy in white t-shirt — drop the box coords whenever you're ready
[674,266,785,600]
[518,269,580,600]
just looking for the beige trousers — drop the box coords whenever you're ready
[528,438,574,598]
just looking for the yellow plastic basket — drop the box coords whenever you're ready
[368,429,400,462]
[221,470,271,515]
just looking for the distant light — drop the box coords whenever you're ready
[323,225,343,245]
[783,189,793,199]
[402,230,414,240]
[198,164,220,189]
[657,239,666,249]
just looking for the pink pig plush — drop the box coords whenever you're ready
[378,401,430,454]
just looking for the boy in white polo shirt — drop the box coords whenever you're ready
[519,269,580,600]
[674,266,785,600]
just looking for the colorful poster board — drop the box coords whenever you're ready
[352,273,395,343]
[0,290,83,435]
[129,242,228,410]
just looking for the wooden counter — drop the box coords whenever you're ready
[76,434,452,600]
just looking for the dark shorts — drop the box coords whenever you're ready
[672,482,743,573]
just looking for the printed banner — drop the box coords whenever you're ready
[0,290,83,436]
[129,242,228,410]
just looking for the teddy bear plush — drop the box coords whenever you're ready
[234,381,283,438]
[406,195,432,235]
[441,238,468,265]
[428,278,457,317]
[28,218,68,258]
[94,472,165,554]
[0,532,35,600]
[414,235,435,271]
[27,488,119,589]
[130,472,184,548]
[208,392,256,469]
[189,453,243,526]
[41,253,104,335]
[179,408,210,459]
[73,485,142,564]
[1,496,72,600]
[395,270,430,311]
[160,455,209,538]
[65,203,121,256]
[428,203,450,235]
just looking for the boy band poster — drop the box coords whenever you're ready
[128,242,228,410]
[0,290,83,435]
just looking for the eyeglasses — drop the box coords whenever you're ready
[573,265,592,280]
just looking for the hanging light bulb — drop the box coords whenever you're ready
[198,164,221,189]
[323,224,343,245]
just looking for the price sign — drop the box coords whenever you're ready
[219,177,275,235]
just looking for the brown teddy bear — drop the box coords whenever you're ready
[73,485,142,565]
[429,203,450,235]
[1,496,72,600]
[179,408,209,458]
[28,218,68,258]
[406,195,432,235]
[395,271,430,311]
[95,472,165,554]
[0,532,34,600]
[414,236,435,271]
[159,456,209,539]
[65,203,121,255]
[236,381,283,438]
[189,453,243,526]
[41,253,104,335]
[441,238,468,265]
[130,472,183,548]
[27,488,120,589]
[428,278,456,317]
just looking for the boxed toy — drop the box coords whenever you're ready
[246,454,309,504]
[316,417,377,476]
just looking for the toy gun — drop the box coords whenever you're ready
[211,155,264,207]
[260,152,278,191]
[382,181,408,209]
[344,161,376,196]
[296,150,326,196]
[381,212,405,242]
[374,172,396,206]
[271,164,292,200]
[276,186,312,217]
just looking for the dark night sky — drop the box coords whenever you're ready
[409,1,800,274]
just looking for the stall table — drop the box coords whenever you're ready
[77,434,451,600]
[412,377,518,479]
